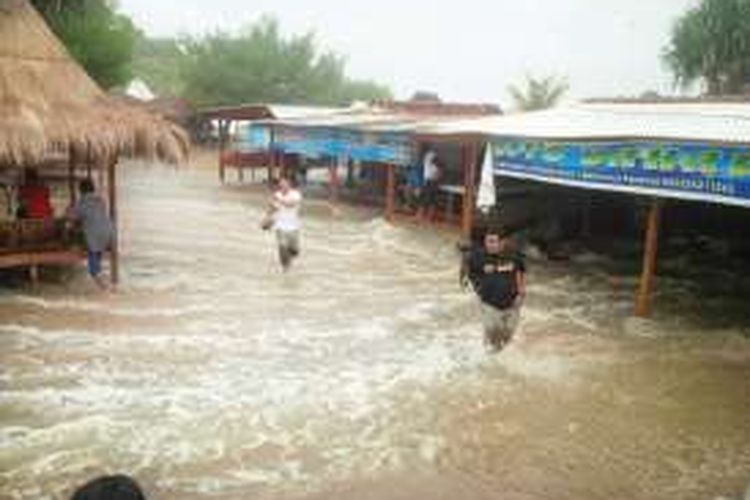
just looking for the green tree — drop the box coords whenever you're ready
[132,38,186,96]
[31,0,139,89]
[178,17,391,107]
[663,0,750,95]
[508,75,568,111]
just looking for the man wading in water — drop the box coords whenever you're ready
[461,228,526,351]
[264,177,302,272]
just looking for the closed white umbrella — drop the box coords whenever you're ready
[476,143,496,213]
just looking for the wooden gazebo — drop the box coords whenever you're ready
[0,0,188,284]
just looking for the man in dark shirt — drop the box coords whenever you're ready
[461,229,526,351]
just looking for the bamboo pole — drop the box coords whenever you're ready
[107,157,119,285]
[634,199,661,317]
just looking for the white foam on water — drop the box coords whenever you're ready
[1,294,220,318]
[495,344,577,381]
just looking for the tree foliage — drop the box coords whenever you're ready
[176,17,391,107]
[132,38,185,96]
[663,0,750,95]
[31,0,139,89]
[508,75,568,111]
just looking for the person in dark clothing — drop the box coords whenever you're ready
[461,228,526,351]
[71,475,145,500]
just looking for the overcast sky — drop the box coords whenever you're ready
[119,0,698,108]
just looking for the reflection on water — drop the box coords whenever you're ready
[1,163,749,500]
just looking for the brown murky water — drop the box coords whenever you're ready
[1,162,749,500]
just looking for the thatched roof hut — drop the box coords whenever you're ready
[0,0,188,166]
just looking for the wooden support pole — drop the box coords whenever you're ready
[634,199,661,317]
[268,127,275,184]
[328,158,339,202]
[461,141,478,240]
[107,157,119,285]
[279,151,286,180]
[218,119,227,183]
[68,146,77,206]
[29,264,39,287]
[385,163,396,221]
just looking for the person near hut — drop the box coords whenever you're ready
[460,227,526,351]
[403,161,424,212]
[418,148,443,222]
[17,167,53,219]
[67,179,114,290]
[265,177,302,272]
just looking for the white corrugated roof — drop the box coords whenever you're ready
[265,104,344,120]
[422,103,750,145]
[267,106,479,133]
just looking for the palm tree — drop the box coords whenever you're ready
[508,75,569,111]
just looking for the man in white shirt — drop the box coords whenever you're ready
[418,148,442,221]
[270,177,302,271]
[422,149,439,182]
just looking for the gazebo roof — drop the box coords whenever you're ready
[0,0,188,166]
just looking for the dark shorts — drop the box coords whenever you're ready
[276,230,300,267]
[420,181,439,207]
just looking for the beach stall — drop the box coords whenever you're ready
[0,0,188,284]
[424,102,750,316]
[265,101,500,224]
[199,104,343,183]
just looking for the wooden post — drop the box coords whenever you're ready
[385,163,396,221]
[29,264,39,287]
[68,146,77,206]
[634,199,661,317]
[461,141,478,240]
[268,127,276,184]
[218,119,227,183]
[107,157,119,285]
[329,158,339,202]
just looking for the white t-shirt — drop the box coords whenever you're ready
[423,150,439,181]
[273,189,302,231]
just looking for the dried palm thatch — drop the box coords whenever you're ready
[0,0,189,167]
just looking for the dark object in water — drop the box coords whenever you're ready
[71,475,145,500]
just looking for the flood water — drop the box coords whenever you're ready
[1,161,749,500]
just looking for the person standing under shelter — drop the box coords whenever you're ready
[67,178,114,290]
[418,147,442,222]
[267,177,302,272]
[17,167,53,219]
[461,228,526,351]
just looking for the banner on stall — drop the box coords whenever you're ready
[493,140,750,207]
[272,127,412,165]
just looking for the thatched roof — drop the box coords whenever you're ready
[0,0,188,166]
